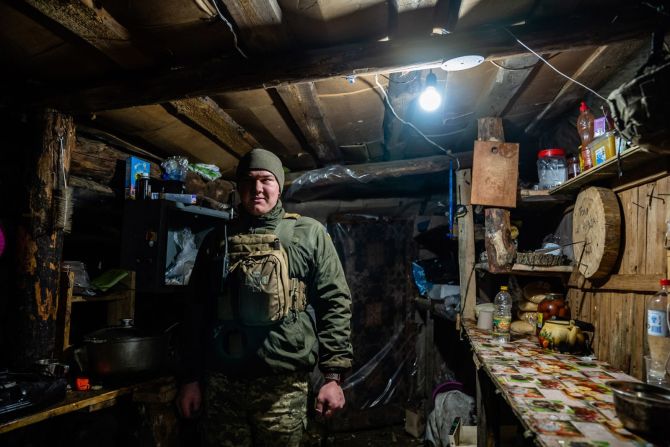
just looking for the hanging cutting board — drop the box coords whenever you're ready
[572,187,621,279]
[471,140,519,208]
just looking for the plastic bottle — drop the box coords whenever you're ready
[492,286,512,344]
[577,102,595,171]
[645,279,670,386]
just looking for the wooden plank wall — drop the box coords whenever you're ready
[569,176,670,379]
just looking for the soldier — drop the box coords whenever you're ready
[177,148,353,446]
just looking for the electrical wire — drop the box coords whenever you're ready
[210,0,248,59]
[503,28,608,102]
[374,74,461,170]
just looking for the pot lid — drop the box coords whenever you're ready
[83,319,159,344]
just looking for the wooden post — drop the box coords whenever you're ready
[12,110,74,366]
[479,117,516,273]
[458,169,476,322]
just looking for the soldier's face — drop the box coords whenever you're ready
[238,170,280,216]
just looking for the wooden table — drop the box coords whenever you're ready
[0,376,175,435]
[463,321,649,447]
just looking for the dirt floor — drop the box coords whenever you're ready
[302,424,424,446]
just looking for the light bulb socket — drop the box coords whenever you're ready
[425,71,438,87]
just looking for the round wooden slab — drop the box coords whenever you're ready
[572,187,621,279]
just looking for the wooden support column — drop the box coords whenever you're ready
[457,169,476,322]
[12,110,74,366]
[479,117,516,273]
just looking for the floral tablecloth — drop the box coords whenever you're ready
[464,322,651,447]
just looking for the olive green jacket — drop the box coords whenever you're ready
[181,201,353,381]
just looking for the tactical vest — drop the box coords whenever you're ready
[217,214,307,327]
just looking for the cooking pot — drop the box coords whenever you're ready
[609,380,670,445]
[83,319,171,377]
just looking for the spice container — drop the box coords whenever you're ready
[537,148,567,189]
[567,155,580,179]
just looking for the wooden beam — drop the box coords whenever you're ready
[164,97,257,159]
[525,40,644,134]
[21,0,152,69]
[568,272,663,293]
[12,110,74,366]
[275,83,341,164]
[455,54,539,150]
[12,7,656,112]
[457,169,476,321]
[389,0,439,37]
[23,0,250,161]
[479,117,516,273]
[220,0,290,52]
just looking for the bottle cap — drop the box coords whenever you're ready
[660,279,670,286]
[579,101,588,112]
[500,286,508,291]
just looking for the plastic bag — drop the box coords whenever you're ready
[161,156,189,181]
[189,163,221,181]
[165,228,198,285]
[62,261,96,296]
[412,262,433,295]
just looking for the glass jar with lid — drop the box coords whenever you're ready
[537,148,568,189]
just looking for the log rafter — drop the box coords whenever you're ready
[21,0,256,161]
[275,83,341,165]
[11,6,655,113]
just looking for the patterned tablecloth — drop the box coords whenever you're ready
[464,322,652,447]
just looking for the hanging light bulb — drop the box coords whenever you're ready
[419,70,442,112]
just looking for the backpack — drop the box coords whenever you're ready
[217,213,306,327]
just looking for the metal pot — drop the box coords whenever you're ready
[609,380,670,445]
[83,319,169,377]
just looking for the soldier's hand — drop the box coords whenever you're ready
[315,380,345,418]
[177,381,202,418]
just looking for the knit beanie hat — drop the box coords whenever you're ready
[236,148,285,192]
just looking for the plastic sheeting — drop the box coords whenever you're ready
[284,156,460,202]
[322,213,419,430]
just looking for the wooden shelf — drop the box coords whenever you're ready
[475,262,574,276]
[71,290,132,303]
[518,189,574,205]
[57,271,135,354]
[548,146,657,195]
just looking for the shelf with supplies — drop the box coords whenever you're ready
[475,262,574,276]
[548,146,658,195]
[56,270,135,353]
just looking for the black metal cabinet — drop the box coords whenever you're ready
[120,200,230,293]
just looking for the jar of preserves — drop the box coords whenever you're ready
[536,293,570,335]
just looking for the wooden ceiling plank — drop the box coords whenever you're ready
[220,0,290,52]
[21,0,151,69]
[524,40,644,134]
[389,0,439,37]
[455,54,540,150]
[275,83,341,164]
[13,6,655,112]
[165,97,260,159]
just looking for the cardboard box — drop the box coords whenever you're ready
[125,156,151,199]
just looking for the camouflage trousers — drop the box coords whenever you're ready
[201,371,309,447]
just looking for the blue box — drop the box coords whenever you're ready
[125,156,151,199]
